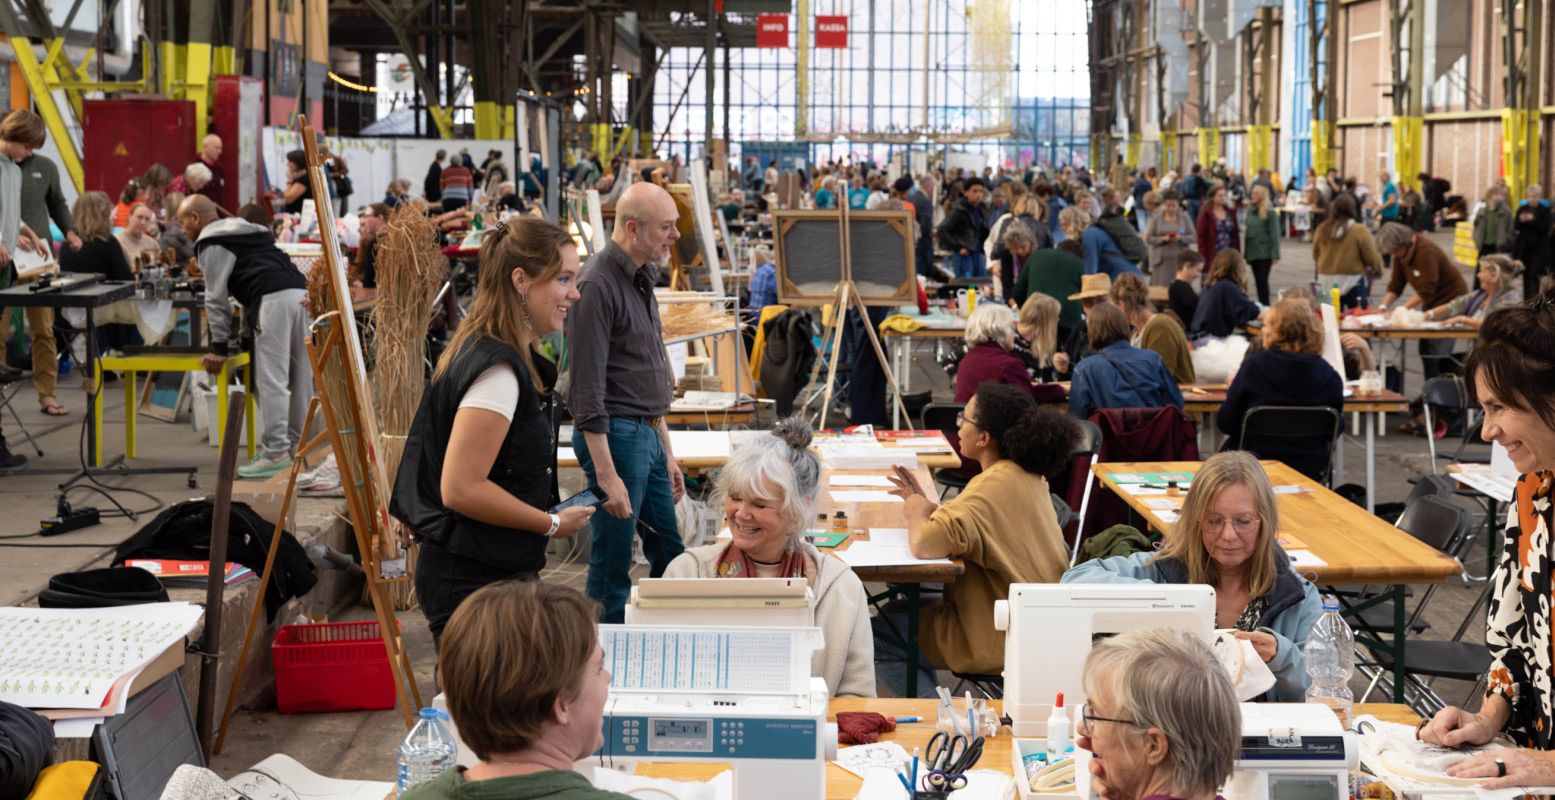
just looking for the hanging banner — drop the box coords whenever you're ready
[816,15,848,49]
[757,13,789,48]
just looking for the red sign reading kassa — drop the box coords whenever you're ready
[816,15,848,48]
[756,13,789,48]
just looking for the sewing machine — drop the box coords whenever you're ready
[624,577,814,627]
[584,624,836,799]
[994,583,1216,737]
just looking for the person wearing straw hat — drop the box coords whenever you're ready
[1054,271,1116,377]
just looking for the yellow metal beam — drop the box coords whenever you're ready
[186,41,213,142]
[6,35,84,191]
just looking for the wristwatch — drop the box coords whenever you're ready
[544,513,561,537]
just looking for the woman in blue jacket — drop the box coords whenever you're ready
[1063,451,1323,701]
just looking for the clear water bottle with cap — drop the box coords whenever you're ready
[1303,596,1355,727]
[397,707,457,795]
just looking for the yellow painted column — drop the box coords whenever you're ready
[502,104,516,140]
[1198,127,1220,166]
[1125,132,1142,169]
[1390,115,1423,191]
[186,42,213,142]
[1311,119,1333,176]
[1502,108,1540,202]
[213,46,237,76]
[1247,124,1273,173]
[473,100,501,140]
[1161,129,1177,173]
[591,122,611,157]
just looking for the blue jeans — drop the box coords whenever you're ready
[951,252,986,279]
[573,418,684,623]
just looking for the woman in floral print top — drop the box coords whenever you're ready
[1418,285,1555,789]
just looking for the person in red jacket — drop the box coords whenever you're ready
[1196,183,1241,264]
[952,303,1041,474]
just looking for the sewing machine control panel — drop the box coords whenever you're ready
[602,715,817,760]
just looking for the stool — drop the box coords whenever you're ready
[93,351,256,466]
[0,370,42,457]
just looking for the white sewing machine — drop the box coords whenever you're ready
[624,578,814,627]
[995,583,1216,738]
[1223,703,1357,800]
[582,624,836,799]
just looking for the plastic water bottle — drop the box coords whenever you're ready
[397,708,457,795]
[1303,596,1355,727]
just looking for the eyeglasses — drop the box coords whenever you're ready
[1200,514,1261,534]
[1078,703,1140,732]
[955,411,979,429]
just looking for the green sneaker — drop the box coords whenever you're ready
[237,453,293,479]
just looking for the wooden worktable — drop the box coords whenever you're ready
[1092,461,1461,585]
[637,698,1419,799]
[1179,384,1410,416]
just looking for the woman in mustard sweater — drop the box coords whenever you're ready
[886,383,1081,674]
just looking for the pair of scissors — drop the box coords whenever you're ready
[923,731,983,790]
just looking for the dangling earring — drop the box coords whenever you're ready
[519,292,532,329]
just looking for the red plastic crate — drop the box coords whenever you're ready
[272,620,397,713]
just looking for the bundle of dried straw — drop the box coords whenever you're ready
[370,202,448,609]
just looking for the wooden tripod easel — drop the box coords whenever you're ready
[804,203,910,426]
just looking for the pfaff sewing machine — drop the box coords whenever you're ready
[1224,704,1356,800]
[624,577,814,627]
[584,624,836,799]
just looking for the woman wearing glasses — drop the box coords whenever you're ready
[1078,628,1241,800]
[1062,451,1323,701]
[887,382,1081,676]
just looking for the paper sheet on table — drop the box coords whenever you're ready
[835,741,911,779]
[831,490,901,504]
[818,444,918,470]
[887,437,954,453]
[868,528,910,547]
[829,474,894,487]
[1154,511,1180,525]
[1286,550,1327,568]
[226,754,394,800]
[1277,533,1309,549]
[1141,497,1182,510]
[591,767,733,800]
[835,541,952,567]
[1273,485,1313,495]
[0,602,202,710]
[52,717,102,738]
[670,431,733,460]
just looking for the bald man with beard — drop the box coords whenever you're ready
[566,182,686,622]
[179,194,311,479]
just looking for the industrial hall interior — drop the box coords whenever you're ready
[5,0,1555,798]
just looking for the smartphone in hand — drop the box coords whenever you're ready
[551,485,609,514]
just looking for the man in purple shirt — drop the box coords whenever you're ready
[188,133,226,209]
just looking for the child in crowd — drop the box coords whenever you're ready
[1168,250,1204,330]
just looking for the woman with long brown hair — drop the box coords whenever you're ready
[390,216,594,647]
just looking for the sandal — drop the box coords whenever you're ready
[41,402,68,416]
[1395,420,1424,435]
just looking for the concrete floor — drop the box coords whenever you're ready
[4,228,1499,783]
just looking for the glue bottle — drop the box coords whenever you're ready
[1046,692,1070,761]
[967,286,979,314]
[1330,283,1342,316]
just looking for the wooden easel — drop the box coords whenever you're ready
[804,202,910,426]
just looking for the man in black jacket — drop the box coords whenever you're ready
[180,195,311,480]
[423,149,445,203]
[936,177,990,278]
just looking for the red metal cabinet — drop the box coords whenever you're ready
[81,99,196,198]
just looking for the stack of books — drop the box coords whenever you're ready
[125,558,256,587]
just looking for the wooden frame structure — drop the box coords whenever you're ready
[772,209,915,307]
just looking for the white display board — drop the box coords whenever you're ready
[262,127,517,212]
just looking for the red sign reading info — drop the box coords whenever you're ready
[756,13,789,48]
[815,15,848,48]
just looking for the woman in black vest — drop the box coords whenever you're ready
[390,216,592,646]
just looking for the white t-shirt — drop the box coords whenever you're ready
[457,363,520,421]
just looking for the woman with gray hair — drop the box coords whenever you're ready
[1079,627,1241,800]
[662,417,876,697]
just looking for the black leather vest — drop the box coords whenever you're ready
[389,336,558,573]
